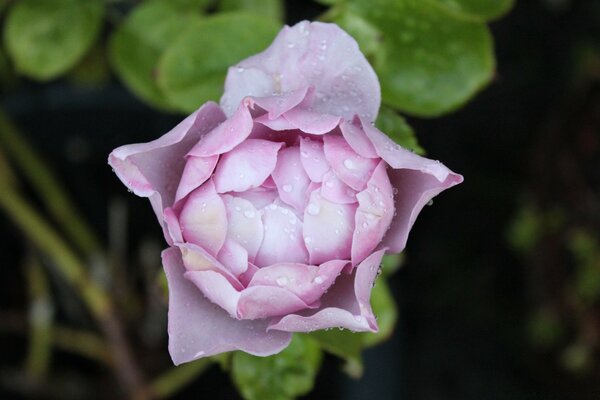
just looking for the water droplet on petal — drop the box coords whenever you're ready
[313,276,324,284]
[343,159,356,170]
[276,276,289,286]
[282,184,293,193]
[307,202,320,215]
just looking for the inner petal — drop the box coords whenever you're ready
[254,202,309,267]
[303,190,357,265]
[271,146,311,212]
[179,180,227,256]
[222,195,264,261]
[323,135,379,191]
[213,139,282,192]
[299,137,330,183]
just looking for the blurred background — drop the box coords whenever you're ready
[1,0,600,399]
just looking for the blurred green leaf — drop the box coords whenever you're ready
[4,0,104,80]
[231,334,322,400]
[157,12,280,113]
[434,0,515,21]
[161,0,215,10]
[335,0,494,117]
[527,308,564,349]
[109,1,202,110]
[68,45,110,87]
[331,11,380,59]
[381,253,404,277]
[376,106,424,154]
[220,0,284,21]
[310,276,398,376]
[568,230,600,304]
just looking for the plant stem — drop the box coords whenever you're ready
[0,187,151,399]
[24,254,54,379]
[0,109,102,256]
[151,359,213,399]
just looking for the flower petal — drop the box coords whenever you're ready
[162,248,291,365]
[268,249,385,332]
[235,188,278,210]
[217,238,249,277]
[221,21,380,122]
[178,242,243,290]
[282,108,341,135]
[271,146,311,211]
[323,135,379,191]
[179,180,227,256]
[187,103,253,157]
[246,86,311,119]
[303,190,356,265]
[248,260,348,305]
[340,118,377,158]
[351,161,394,265]
[299,137,329,183]
[254,203,308,267]
[109,102,225,240]
[213,139,282,193]
[222,195,264,261]
[321,170,357,204]
[175,155,218,203]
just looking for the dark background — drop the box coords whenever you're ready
[2,0,600,399]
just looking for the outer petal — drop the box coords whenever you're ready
[109,102,225,235]
[248,260,348,305]
[323,135,379,191]
[213,139,283,192]
[179,180,227,256]
[254,203,309,267]
[175,155,218,203]
[351,161,394,265]
[360,119,463,253]
[303,190,356,265]
[268,249,385,332]
[162,248,291,365]
[221,21,380,122]
[271,147,311,211]
[299,137,330,183]
[187,103,253,157]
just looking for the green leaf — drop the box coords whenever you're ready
[434,0,515,21]
[381,253,404,277]
[219,0,284,21]
[310,276,398,376]
[337,0,494,117]
[4,0,104,80]
[157,12,280,113]
[375,106,424,155]
[108,1,201,110]
[160,0,215,10]
[231,334,322,400]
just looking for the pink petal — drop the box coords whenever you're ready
[248,260,348,305]
[359,118,463,253]
[323,135,379,191]
[254,114,297,131]
[221,21,380,122]
[271,147,311,211]
[175,155,218,203]
[178,242,243,290]
[282,108,341,135]
[351,161,394,265]
[299,137,330,183]
[238,286,315,319]
[213,139,283,193]
[187,103,253,157]
[217,238,249,277]
[268,249,385,332]
[164,207,183,245]
[321,170,357,204]
[162,248,291,365]
[246,87,311,119]
[382,168,463,253]
[235,188,278,210]
[109,102,225,239]
[303,190,357,265]
[185,269,242,318]
[254,203,309,267]
[179,180,227,256]
[340,118,377,158]
[222,195,264,261]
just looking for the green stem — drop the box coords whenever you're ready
[52,326,112,366]
[0,109,102,256]
[0,187,150,399]
[151,359,214,399]
[24,254,54,379]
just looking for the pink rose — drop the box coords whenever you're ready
[109,21,462,365]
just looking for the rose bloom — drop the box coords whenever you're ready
[109,21,462,365]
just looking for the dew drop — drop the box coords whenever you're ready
[313,276,324,284]
[343,159,356,170]
[282,184,293,193]
[276,276,289,286]
[243,210,255,219]
[307,202,320,215]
